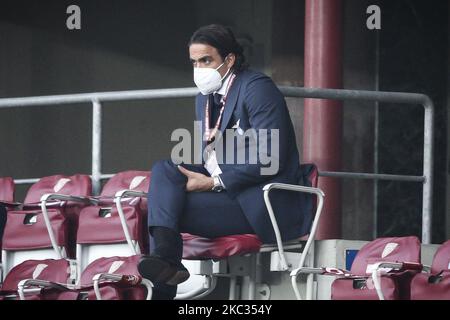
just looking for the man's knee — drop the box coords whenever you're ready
[151,159,182,181]
[151,159,176,173]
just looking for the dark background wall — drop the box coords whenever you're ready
[0,0,273,195]
[0,0,448,242]
[0,0,198,198]
[376,0,448,243]
[448,2,450,238]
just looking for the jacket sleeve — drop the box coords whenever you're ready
[219,74,289,198]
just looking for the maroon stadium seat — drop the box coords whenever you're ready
[78,170,150,255]
[31,255,151,300]
[182,233,262,261]
[0,174,92,299]
[3,175,92,260]
[0,177,15,261]
[0,177,14,203]
[331,236,421,300]
[17,171,152,300]
[410,239,450,300]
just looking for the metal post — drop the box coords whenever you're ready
[304,0,343,239]
[422,98,434,244]
[373,29,381,239]
[247,254,257,300]
[92,100,102,195]
[229,276,237,300]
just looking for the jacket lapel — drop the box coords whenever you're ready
[219,74,242,133]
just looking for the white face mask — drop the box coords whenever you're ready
[193,59,231,95]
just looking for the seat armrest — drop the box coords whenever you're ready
[0,200,22,209]
[114,189,147,200]
[17,279,73,300]
[369,261,423,274]
[263,183,325,300]
[92,273,153,300]
[262,183,325,271]
[370,261,423,300]
[290,266,352,278]
[40,193,94,205]
[111,190,148,255]
[37,194,94,259]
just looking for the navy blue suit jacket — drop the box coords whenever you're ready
[195,69,312,243]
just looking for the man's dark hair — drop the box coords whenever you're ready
[188,24,249,73]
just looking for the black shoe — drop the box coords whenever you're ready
[138,255,190,286]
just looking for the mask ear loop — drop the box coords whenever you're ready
[219,55,232,81]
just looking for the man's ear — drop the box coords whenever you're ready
[227,53,236,69]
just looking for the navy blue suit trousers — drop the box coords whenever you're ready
[148,159,254,238]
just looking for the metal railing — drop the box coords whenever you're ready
[0,86,434,243]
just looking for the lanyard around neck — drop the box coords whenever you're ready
[203,73,236,142]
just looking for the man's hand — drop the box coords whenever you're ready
[178,166,214,192]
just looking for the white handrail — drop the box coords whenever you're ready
[1,86,434,242]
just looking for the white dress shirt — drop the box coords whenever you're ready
[205,71,233,189]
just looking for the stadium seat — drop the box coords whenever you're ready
[177,164,324,300]
[2,258,75,300]
[410,239,450,300]
[179,233,263,299]
[0,177,15,252]
[20,255,152,300]
[75,170,150,273]
[0,177,14,204]
[0,174,92,299]
[293,236,421,300]
[16,171,152,300]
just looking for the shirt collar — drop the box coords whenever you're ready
[214,71,233,96]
